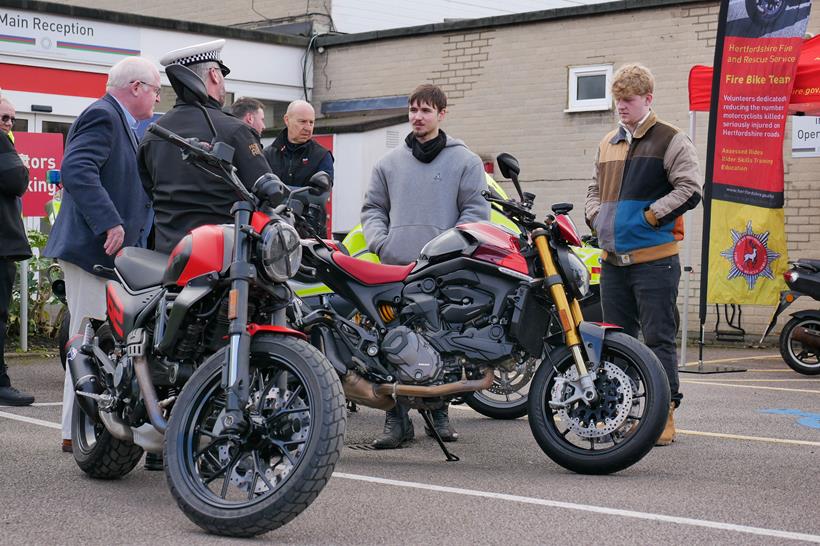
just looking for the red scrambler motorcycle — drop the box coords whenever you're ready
[63,64,345,537]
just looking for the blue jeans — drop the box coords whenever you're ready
[600,255,682,406]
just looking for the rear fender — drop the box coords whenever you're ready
[760,290,803,341]
[790,309,820,321]
[579,321,622,367]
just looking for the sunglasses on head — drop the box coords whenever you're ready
[1,114,15,124]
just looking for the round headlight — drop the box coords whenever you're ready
[258,221,302,283]
[566,251,591,299]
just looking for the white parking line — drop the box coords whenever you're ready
[4,409,820,543]
[334,473,820,543]
[681,380,820,394]
[0,411,60,430]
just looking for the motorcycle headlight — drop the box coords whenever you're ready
[258,221,302,283]
[566,251,591,299]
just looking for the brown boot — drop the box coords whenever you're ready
[656,403,676,446]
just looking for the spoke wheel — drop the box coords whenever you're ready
[528,331,670,475]
[71,322,144,479]
[165,335,345,537]
[464,355,539,419]
[780,317,820,375]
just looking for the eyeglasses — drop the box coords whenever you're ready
[134,80,161,98]
[1,114,15,124]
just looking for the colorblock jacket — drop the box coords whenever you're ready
[585,111,702,266]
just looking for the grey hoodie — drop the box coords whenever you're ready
[361,135,490,265]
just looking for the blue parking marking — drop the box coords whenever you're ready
[760,409,820,430]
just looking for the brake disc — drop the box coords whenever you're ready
[553,361,634,438]
[487,357,537,396]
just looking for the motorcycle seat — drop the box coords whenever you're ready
[115,247,169,291]
[330,251,414,285]
[795,259,820,272]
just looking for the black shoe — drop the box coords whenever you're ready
[144,452,163,471]
[0,385,34,406]
[372,404,414,449]
[424,407,458,442]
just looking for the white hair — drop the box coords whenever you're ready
[107,57,158,90]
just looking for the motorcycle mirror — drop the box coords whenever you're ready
[308,171,332,196]
[251,173,288,206]
[165,64,218,141]
[496,152,524,202]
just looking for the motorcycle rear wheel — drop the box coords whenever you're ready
[71,323,144,479]
[165,334,346,537]
[464,356,539,420]
[779,316,820,375]
[528,331,670,475]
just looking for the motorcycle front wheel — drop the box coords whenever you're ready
[165,334,346,537]
[779,316,820,375]
[745,0,787,24]
[528,331,670,475]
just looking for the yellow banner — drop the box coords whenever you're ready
[706,199,788,305]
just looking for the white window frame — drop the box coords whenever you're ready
[566,64,613,113]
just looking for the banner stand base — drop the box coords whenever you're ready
[679,363,747,374]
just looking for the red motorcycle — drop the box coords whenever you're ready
[295,153,670,473]
[63,64,345,537]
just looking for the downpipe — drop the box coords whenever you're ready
[128,329,167,433]
[341,368,495,410]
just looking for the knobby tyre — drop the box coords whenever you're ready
[71,322,144,479]
[779,316,820,375]
[164,334,346,537]
[528,331,670,475]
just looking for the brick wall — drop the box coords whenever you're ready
[314,1,820,340]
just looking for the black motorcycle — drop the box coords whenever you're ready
[761,259,820,375]
[62,64,345,537]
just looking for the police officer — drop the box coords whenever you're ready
[264,100,333,236]
[138,39,272,253]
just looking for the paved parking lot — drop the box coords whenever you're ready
[1,345,818,545]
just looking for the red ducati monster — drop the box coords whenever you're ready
[63,65,345,537]
[295,153,670,473]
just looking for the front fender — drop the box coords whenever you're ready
[579,321,622,367]
[247,323,307,341]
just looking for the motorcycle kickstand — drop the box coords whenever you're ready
[420,410,460,462]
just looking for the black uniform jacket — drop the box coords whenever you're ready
[138,98,271,253]
[0,131,32,261]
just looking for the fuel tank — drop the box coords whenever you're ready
[418,222,528,275]
[163,225,234,287]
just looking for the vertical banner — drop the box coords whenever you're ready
[15,132,64,217]
[701,0,812,308]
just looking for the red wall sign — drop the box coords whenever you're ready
[15,132,64,217]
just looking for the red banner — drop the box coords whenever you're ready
[15,132,64,218]
[701,1,812,307]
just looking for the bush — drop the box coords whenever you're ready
[6,229,65,344]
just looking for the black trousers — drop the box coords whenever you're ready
[600,255,682,406]
[0,259,17,387]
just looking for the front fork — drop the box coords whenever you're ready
[223,202,256,431]
[532,229,598,405]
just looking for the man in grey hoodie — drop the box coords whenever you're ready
[361,83,489,449]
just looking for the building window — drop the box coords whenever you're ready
[566,65,612,112]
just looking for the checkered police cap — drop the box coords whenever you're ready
[159,39,231,76]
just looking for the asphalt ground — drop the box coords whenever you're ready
[1,345,818,545]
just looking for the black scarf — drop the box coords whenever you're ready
[405,130,447,163]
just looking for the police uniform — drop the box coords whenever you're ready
[264,128,333,235]
[137,39,271,253]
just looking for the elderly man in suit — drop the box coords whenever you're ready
[44,56,160,454]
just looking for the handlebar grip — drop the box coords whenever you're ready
[147,123,179,143]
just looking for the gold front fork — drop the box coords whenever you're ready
[532,231,589,377]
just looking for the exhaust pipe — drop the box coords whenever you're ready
[133,354,167,433]
[65,335,102,422]
[342,368,495,410]
[792,326,820,351]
